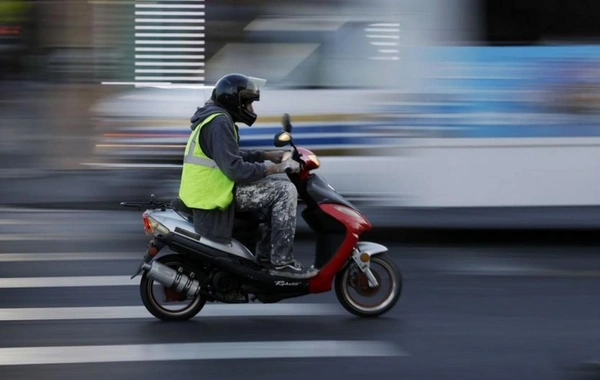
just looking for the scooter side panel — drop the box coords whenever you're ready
[148,209,256,261]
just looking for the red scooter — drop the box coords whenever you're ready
[122,114,402,320]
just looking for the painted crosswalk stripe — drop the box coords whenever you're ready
[0,304,344,321]
[0,340,407,366]
[0,207,89,213]
[0,233,136,241]
[0,276,135,288]
[0,252,142,262]
[0,219,52,225]
[0,219,134,225]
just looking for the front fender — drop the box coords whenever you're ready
[350,241,388,287]
[336,241,389,275]
[355,241,388,257]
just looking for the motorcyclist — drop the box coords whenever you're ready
[178,73,315,278]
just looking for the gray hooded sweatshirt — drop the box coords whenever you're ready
[187,102,267,243]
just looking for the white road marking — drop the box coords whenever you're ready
[135,4,206,8]
[0,219,135,225]
[0,220,51,225]
[0,276,135,288]
[0,304,345,321]
[0,252,141,262]
[0,340,406,366]
[0,233,137,241]
[0,207,90,213]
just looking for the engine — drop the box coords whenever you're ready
[212,271,246,303]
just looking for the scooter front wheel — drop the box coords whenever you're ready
[334,253,402,317]
[140,255,207,321]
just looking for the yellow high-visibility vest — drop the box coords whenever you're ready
[178,113,238,210]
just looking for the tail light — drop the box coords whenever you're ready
[142,212,170,236]
[142,212,152,234]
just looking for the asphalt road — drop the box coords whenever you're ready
[0,207,600,380]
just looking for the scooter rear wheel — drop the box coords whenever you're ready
[334,253,402,317]
[140,255,207,321]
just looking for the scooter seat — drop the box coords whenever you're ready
[171,198,193,221]
[171,198,267,223]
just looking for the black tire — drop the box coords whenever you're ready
[334,253,402,317]
[140,255,207,321]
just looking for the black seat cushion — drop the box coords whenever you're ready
[171,198,194,221]
[171,198,268,224]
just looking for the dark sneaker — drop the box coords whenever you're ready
[270,260,318,279]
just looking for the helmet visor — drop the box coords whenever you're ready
[248,76,267,88]
[239,79,260,104]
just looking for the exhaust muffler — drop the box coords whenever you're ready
[142,261,201,297]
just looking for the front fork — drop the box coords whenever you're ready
[131,239,165,279]
[350,248,379,287]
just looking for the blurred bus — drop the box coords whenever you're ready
[89,0,600,221]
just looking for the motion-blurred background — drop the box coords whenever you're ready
[2,2,600,380]
[2,0,600,227]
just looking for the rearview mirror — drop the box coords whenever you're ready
[274,131,292,147]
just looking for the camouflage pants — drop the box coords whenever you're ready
[234,177,298,266]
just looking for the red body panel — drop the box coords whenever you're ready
[308,204,372,293]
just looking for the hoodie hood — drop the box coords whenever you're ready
[190,102,232,130]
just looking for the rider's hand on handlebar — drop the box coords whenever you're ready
[264,150,287,164]
[266,159,300,175]
[282,159,300,173]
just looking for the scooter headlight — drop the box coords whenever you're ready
[307,154,320,169]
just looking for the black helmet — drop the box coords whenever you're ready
[211,73,260,126]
